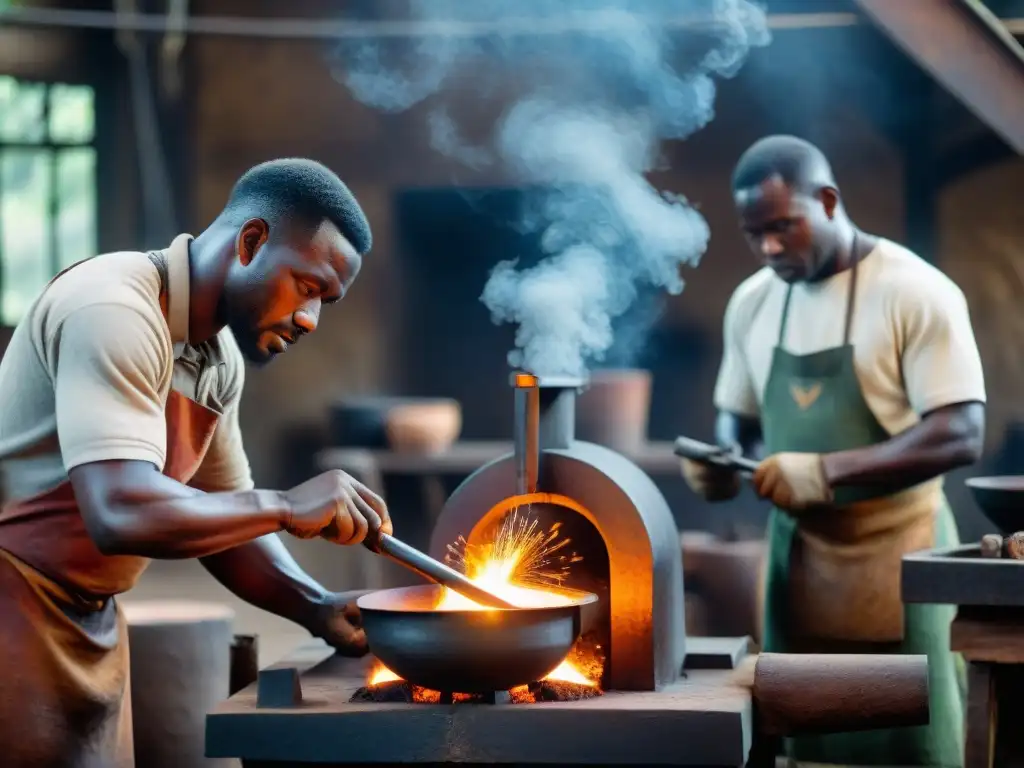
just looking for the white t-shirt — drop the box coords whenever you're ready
[713,238,986,436]
[0,235,254,504]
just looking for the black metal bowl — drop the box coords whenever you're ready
[965,476,1024,534]
[357,584,598,693]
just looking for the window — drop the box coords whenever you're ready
[0,76,97,326]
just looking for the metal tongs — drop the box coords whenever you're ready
[673,436,759,479]
[364,530,517,610]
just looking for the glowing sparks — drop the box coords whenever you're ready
[366,506,599,690]
[438,506,583,612]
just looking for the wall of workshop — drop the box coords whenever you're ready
[939,157,1024,537]
[181,10,913,589]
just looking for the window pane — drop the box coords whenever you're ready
[0,77,47,144]
[56,148,97,269]
[1,150,53,326]
[49,84,95,143]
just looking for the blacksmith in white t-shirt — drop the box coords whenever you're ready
[681,135,984,767]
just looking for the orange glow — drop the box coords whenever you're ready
[368,663,402,686]
[437,507,581,611]
[367,507,598,689]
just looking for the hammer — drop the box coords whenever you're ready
[673,436,759,478]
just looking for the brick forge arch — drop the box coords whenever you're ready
[429,442,686,691]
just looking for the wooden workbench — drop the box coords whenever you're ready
[206,637,755,767]
[902,542,1024,768]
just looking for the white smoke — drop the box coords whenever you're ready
[333,0,770,377]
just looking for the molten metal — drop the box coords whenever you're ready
[367,507,597,690]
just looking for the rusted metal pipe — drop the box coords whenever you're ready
[538,377,581,452]
[512,372,539,496]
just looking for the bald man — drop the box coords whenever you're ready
[681,136,984,766]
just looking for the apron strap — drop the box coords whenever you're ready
[776,233,861,350]
[842,235,860,346]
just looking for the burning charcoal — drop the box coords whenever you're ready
[526,680,602,702]
[350,681,415,703]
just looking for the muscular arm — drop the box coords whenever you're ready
[188,349,340,630]
[69,460,287,559]
[72,462,347,632]
[821,401,984,492]
[200,536,334,630]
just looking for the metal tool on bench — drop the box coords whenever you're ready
[965,475,1024,534]
[673,436,759,477]
[364,530,517,610]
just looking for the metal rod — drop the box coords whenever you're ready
[673,435,759,477]
[374,533,517,610]
[512,372,539,496]
[0,8,865,39]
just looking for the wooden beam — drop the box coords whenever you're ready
[853,0,1024,154]
[936,133,1016,187]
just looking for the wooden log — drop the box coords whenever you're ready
[123,600,235,768]
[750,653,929,736]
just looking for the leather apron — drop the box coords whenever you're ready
[759,253,965,767]
[0,252,220,768]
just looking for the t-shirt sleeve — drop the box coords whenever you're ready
[898,276,987,415]
[189,342,254,493]
[713,286,760,417]
[54,303,171,471]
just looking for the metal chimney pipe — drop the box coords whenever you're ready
[537,377,583,451]
[511,372,539,496]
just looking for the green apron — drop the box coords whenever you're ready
[759,255,965,767]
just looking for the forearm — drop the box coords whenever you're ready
[201,535,329,630]
[72,464,287,559]
[821,402,985,491]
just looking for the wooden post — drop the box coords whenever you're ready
[965,662,997,768]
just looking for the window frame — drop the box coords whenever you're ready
[0,75,99,328]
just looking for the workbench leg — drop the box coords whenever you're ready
[746,733,781,768]
[965,661,996,768]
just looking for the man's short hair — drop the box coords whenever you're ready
[731,135,836,196]
[223,158,372,254]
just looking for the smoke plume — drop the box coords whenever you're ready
[333,1,770,377]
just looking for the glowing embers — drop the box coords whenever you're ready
[352,634,606,705]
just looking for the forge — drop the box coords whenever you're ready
[206,373,931,767]
[426,372,686,692]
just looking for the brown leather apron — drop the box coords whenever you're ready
[0,254,219,768]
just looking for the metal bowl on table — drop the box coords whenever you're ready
[965,475,1024,534]
[357,584,598,693]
